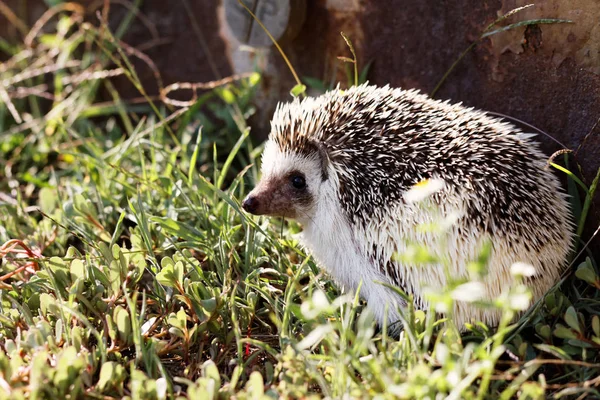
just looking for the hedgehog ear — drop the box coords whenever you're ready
[318,143,330,181]
[312,141,330,181]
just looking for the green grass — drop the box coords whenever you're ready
[1,4,600,400]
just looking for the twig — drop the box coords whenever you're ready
[0,0,29,35]
[87,0,160,40]
[1,60,82,87]
[160,73,255,107]
[0,85,22,123]
[24,2,85,47]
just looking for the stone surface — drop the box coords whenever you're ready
[219,0,364,136]
[224,0,306,48]
[358,0,600,247]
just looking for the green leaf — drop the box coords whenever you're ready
[358,60,373,85]
[564,306,581,334]
[108,260,123,295]
[220,88,236,104]
[217,128,250,190]
[554,324,577,340]
[302,76,328,92]
[47,256,71,289]
[112,244,129,280]
[567,339,595,348]
[73,193,94,217]
[53,346,85,393]
[156,265,177,288]
[174,261,185,285]
[161,256,175,269]
[550,162,588,192]
[534,323,552,340]
[90,265,111,294]
[107,314,117,342]
[38,186,58,214]
[202,360,221,388]
[71,325,84,351]
[29,350,48,398]
[98,242,113,264]
[70,259,85,282]
[167,311,186,331]
[248,72,261,86]
[188,126,203,183]
[129,253,146,285]
[55,318,64,344]
[575,257,598,285]
[534,344,573,360]
[98,361,126,392]
[168,326,185,339]
[40,293,57,317]
[114,306,132,344]
[176,307,188,329]
[290,84,306,98]
[201,298,217,314]
[246,371,265,397]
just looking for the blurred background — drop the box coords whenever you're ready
[2,0,599,232]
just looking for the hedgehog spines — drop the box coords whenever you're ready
[252,83,574,330]
[269,85,570,248]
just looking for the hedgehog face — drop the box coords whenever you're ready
[242,140,329,222]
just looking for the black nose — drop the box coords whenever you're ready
[242,196,259,213]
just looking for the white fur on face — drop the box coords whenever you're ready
[260,141,325,223]
[261,143,404,326]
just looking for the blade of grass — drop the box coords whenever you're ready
[480,18,572,39]
[216,128,250,190]
[340,32,358,87]
[550,163,588,192]
[188,126,203,184]
[577,166,600,239]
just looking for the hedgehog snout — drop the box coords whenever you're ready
[242,181,279,216]
[242,174,309,219]
[242,186,274,215]
[242,195,260,214]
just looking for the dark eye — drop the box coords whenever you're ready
[291,175,306,190]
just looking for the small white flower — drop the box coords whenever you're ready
[509,292,532,311]
[451,282,486,302]
[156,378,168,400]
[403,178,446,203]
[447,370,460,387]
[435,343,449,364]
[440,211,461,230]
[434,302,450,314]
[301,290,331,319]
[297,325,333,350]
[510,262,536,277]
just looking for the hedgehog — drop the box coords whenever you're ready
[242,84,574,330]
